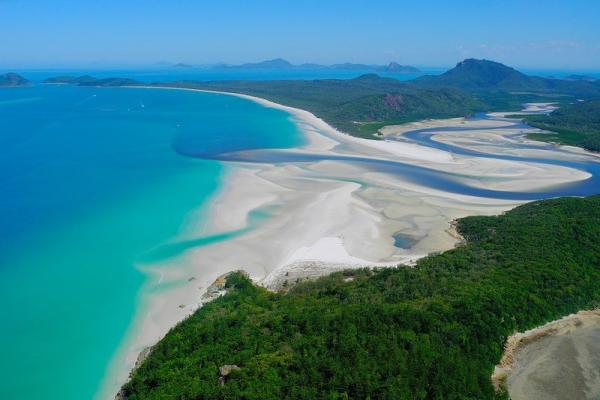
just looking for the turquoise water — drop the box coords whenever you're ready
[0,84,303,399]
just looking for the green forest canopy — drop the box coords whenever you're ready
[521,99,600,152]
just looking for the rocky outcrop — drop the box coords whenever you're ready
[446,219,465,246]
[201,271,240,301]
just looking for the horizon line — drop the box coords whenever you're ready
[2,58,600,72]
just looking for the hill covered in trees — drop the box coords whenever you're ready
[520,99,600,152]
[120,195,600,400]
[412,59,600,97]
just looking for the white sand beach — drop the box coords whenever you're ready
[99,90,598,399]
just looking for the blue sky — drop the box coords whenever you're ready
[1,0,599,69]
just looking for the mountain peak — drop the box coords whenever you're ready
[268,57,291,63]
[383,62,421,73]
[452,58,519,75]
[414,58,528,90]
[224,58,294,69]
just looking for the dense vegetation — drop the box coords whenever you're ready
[520,99,600,152]
[122,196,600,400]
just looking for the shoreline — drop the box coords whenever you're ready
[99,87,598,399]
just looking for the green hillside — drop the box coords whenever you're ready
[121,195,600,400]
[413,59,600,97]
[521,99,600,152]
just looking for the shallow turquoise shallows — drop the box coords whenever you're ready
[0,85,302,399]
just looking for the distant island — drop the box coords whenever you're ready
[215,58,421,74]
[172,63,193,68]
[0,72,30,87]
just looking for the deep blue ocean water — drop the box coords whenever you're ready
[0,83,303,399]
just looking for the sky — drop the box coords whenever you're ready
[1,0,599,70]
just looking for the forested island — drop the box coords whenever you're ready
[120,195,600,399]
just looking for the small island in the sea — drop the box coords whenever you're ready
[0,72,30,87]
[172,63,194,68]
[216,58,421,73]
